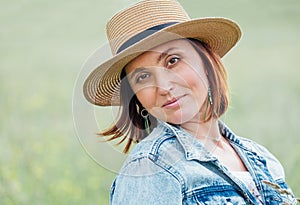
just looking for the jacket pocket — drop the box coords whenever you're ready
[193,185,247,205]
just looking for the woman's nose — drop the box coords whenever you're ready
[155,68,174,95]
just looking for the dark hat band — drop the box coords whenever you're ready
[116,22,178,54]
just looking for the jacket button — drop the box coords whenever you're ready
[226,198,234,205]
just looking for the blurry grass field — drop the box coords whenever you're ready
[1,0,299,204]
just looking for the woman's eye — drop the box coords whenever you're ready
[167,56,180,67]
[136,73,150,83]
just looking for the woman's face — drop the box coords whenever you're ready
[125,39,209,124]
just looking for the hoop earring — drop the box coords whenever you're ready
[208,86,213,105]
[141,109,151,134]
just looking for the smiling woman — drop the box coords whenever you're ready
[113,38,229,148]
[82,0,297,204]
[126,40,209,125]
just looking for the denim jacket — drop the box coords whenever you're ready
[110,121,296,205]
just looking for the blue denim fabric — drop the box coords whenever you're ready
[110,121,296,205]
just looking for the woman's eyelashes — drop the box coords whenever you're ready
[166,55,180,68]
[135,72,151,83]
[133,54,181,84]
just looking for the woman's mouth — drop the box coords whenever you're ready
[162,95,185,109]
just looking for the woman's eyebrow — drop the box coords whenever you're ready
[156,47,179,63]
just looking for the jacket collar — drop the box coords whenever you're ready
[156,120,253,161]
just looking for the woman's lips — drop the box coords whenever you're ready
[162,95,185,109]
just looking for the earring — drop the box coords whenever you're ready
[141,109,151,134]
[208,87,213,105]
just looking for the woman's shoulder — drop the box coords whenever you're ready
[237,136,280,159]
[119,123,182,175]
[237,136,286,180]
[110,124,184,205]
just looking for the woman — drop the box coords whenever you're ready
[83,0,297,204]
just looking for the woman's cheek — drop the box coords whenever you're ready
[148,107,169,122]
[136,88,156,109]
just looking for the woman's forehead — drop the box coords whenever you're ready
[149,39,191,52]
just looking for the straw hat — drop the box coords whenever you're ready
[83,0,241,106]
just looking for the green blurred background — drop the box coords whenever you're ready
[1,0,299,204]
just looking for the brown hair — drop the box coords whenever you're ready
[188,38,229,121]
[99,39,229,153]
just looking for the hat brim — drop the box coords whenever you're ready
[83,17,241,106]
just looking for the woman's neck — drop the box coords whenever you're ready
[180,118,222,143]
